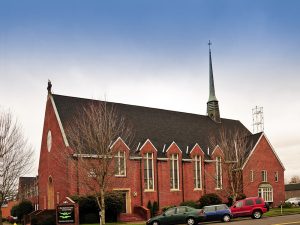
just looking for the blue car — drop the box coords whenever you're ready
[202,204,232,222]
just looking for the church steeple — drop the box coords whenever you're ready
[207,41,221,123]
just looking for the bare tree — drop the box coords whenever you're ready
[66,102,132,225]
[0,109,34,225]
[289,175,300,184]
[209,128,252,202]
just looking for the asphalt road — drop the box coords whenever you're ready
[202,214,300,225]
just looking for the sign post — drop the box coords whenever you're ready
[56,197,79,225]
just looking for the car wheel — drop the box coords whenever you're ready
[152,221,159,225]
[186,217,195,225]
[252,210,262,219]
[222,214,231,222]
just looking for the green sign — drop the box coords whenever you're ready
[57,205,75,223]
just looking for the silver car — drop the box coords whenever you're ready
[285,197,300,206]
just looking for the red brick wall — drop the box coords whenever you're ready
[38,96,70,209]
[242,135,285,206]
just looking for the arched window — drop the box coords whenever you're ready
[170,154,179,190]
[193,155,202,189]
[144,152,154,190]
[216,157,222,189]
[115,151,126,176]
[258,183,273,202]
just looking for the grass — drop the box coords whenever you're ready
[264,206,300,217]
[81,223,145,225]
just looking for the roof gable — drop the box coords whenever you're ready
[242,132,285,170]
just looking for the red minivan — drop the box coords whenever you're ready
[230,197,268,219]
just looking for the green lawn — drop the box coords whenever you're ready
[2,221,146,225]
[264,206,300,217]
[81,223,145,225]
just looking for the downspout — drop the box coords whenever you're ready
[76,158,79,195]
[203,161,206,195]
[181,160,185,202]
[156,159,160,208]
[140,158,143,206]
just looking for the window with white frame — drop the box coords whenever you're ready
[170,154,179,190]
[275,171,279,182]
[250,170,254,182]
[261,170,267,182]
[193,155,202,189]
[216,157,222,189]
[115,151,126,176]
[258,184,273,202]
[144,152,154,190]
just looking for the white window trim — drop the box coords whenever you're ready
[144,152,154,191]
[115,151,126,177]
[194,155,202,190]
[250,170,254,182]
[275,171,279,182]
[262,170,267,182]
[258,187,273,202]
[170,154,179,190]
[215,157,222,189]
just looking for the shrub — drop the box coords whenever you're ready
[70,192,124,223]
[11,200,34,222]
[180,201,199,209]
[147,201,153,217]
[105,192,124,222]
[153,201,159,216]
[71,195,99,223]
[280,202,292,208]
[38,216,56,225]
[84,213,99,223]
[199,193,222,208]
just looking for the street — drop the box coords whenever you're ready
[202,214,300,225]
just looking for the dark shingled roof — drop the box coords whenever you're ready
[285,183,300,191]
[52,94,256,159]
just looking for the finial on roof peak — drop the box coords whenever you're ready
[47,80,52,94]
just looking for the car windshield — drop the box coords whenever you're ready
[165,208,176,216]
[216,205,227,210]
[204,206,215,212]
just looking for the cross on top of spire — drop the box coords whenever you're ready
[208,40,212,51]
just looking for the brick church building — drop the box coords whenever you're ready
[38,47,285,218]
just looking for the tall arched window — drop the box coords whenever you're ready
[144,152,154,190]
[115,151,126,176]
[193,155,202,189]
[170,154,179,190]
[216,157,222,189]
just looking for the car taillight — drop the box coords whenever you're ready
[199,209,204,215]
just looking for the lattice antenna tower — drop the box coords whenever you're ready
[252,106,264,133]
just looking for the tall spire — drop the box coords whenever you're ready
[207,41,221,123]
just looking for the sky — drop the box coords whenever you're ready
[0,0,299,183]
